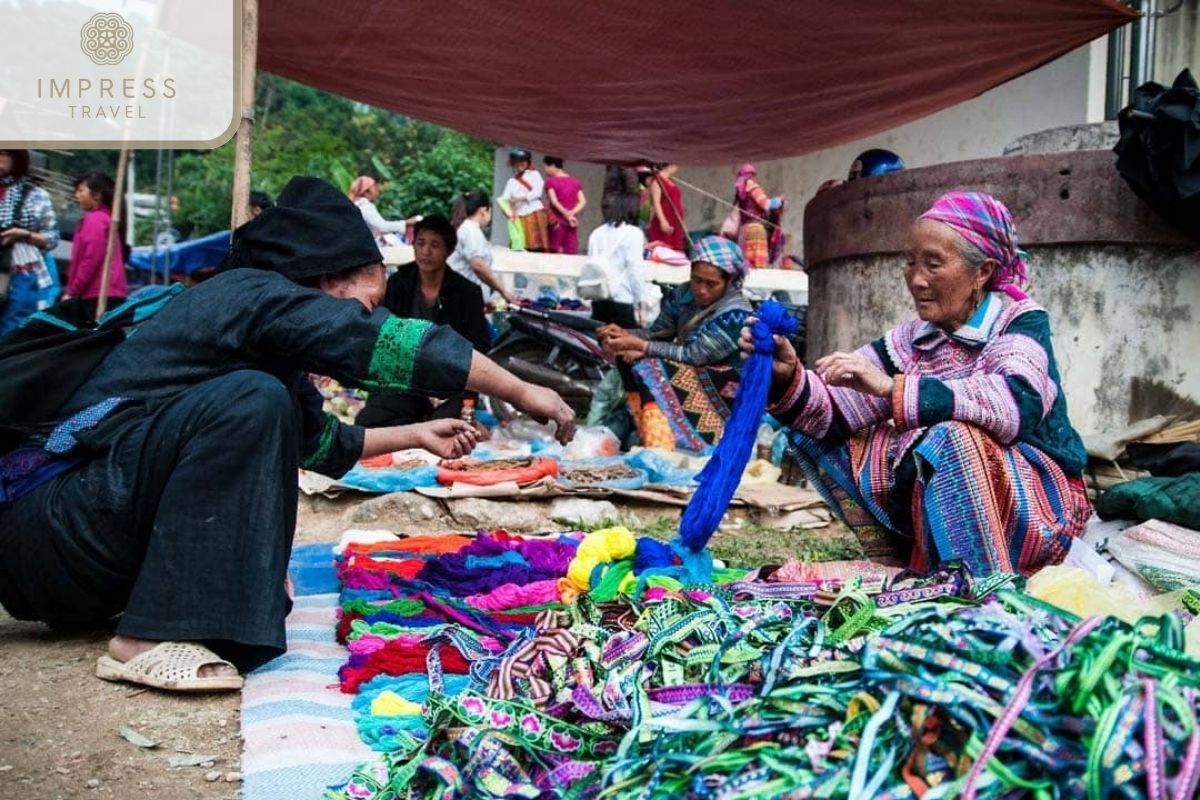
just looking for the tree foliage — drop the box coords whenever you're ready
[49,74,494,240]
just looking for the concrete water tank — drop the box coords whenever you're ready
[803,148,1199,436]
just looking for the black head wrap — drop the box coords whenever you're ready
[223,176,380,281]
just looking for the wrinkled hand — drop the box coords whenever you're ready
[739,319,800,390]
[814,352,894,398]
[596,323,624,340]
[516,384,577,444]
[411,418,480,459]
[602,332,647,359]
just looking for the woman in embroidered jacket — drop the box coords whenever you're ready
[0,178,576,692]
[748,192,1090,577]
[600,236,752,452]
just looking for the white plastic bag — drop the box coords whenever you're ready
[561,426,621,461]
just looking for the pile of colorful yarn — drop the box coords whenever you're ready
[325,528,1200,800]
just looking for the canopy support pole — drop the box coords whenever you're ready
[96,147,130,320]
[230,0,259,230]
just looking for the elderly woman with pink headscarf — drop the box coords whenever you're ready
[347,175,421,247]
[745,191,1089,578]
[731,163,783,268]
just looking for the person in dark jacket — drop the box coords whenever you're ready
[357,215,491,428]
[0,178,575,692]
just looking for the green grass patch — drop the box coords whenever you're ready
[554,513,863,570]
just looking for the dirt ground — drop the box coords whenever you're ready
[0,491,852,800]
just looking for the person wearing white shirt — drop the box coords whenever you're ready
[448,190,517,305]
[347,175,421,248]
[499,148,550,252]
[586,191,647,328]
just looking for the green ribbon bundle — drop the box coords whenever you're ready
[329,573,1200,800]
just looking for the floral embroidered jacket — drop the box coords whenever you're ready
[768,292,1088,476]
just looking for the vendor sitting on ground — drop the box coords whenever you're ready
[598,236,752,451]
[357,214,491,430]
[0,177,576,692]
[747,191,1089,577]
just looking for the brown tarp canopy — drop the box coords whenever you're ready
[258,0,1135,165]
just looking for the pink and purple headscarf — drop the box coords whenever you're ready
[735,163,757,197]
[693,235,749,284]
[918,191,1029,300]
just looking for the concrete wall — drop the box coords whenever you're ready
[808,246,1200,437]
[675,42,1106,258]
[803,149,1200,437]
[490,40,1104,254]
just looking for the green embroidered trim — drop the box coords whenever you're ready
[301,413,339,470]
[364,317,431,392]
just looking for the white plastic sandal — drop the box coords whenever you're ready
[96,641,244,692]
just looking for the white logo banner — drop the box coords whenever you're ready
[1,0,239,147]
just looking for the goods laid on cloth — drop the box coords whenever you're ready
[436,457,559,487]
[556,461,647,491]
[332,454,441,494]
[324,528,1200,800]
[241,544,371,800]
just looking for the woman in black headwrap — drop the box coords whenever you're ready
[0,177,576,691]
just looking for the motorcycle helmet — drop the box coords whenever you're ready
[508,147,533,164]
[848,148,905,181]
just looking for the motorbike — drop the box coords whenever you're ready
[487,303,612,420]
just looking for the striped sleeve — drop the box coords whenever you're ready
[769,338,892,440]
[892,311,1057,443]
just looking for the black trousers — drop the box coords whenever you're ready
[0,370,298,671]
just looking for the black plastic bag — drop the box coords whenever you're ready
[1114,68,1200,240]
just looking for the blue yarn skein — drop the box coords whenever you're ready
[675,300,798,573]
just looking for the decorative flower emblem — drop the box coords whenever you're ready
[549,730,582,753]
[80,13,134,66]
[459,695,486,720]
[489,709,513,728]
[520,713,542,736]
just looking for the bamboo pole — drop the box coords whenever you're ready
[95,147,130,319]
[230,0,259,229]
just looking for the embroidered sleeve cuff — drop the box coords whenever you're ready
[364,316,431,393]
[768,366,807,415]
[301,414,364,478]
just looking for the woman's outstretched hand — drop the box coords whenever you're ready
[601,331,648,359]
[814,352,894,398]
[516,384,577,444]
[412,418,480,459]
[739,319,799,390]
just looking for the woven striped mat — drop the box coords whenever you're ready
[241,544,368,800]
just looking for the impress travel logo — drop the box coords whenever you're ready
[81,12,135,66]
[1,0,239,148]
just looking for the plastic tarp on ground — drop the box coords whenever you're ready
[258,0,1135,165]
[127,230,232,281]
